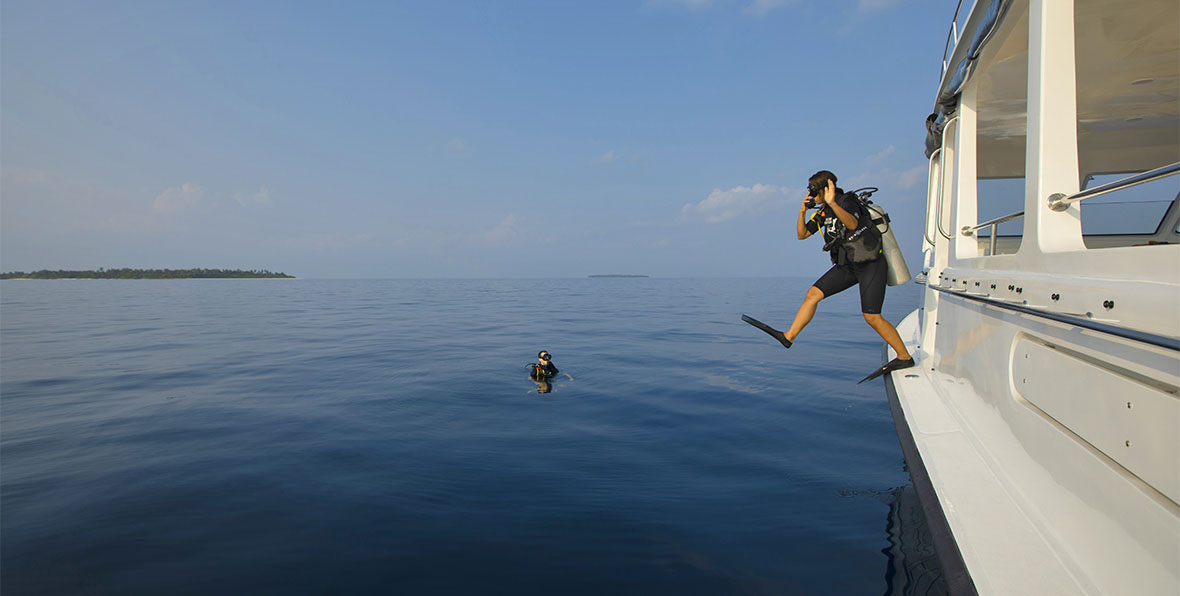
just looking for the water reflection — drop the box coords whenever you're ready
[882,484,949,595]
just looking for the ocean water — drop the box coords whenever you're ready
[1,277,943,595]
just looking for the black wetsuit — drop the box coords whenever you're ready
[805,191,887,314]
[530,362,559,381]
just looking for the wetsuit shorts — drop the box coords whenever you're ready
[812,256,888,314]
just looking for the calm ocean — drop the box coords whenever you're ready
[1,278,944,595]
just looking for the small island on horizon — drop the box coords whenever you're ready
[588,274,649,278]
[0,268,295,280]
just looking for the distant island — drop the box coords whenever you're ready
[0,268,295,280]
[588,274,649,278]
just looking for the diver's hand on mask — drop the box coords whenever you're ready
[822,180,838,206]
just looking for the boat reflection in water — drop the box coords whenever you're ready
[882,484,949,596]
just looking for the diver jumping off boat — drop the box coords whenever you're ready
[743,170,913,380]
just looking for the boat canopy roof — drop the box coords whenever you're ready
[927,0,1179,180]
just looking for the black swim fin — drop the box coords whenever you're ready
[741,314,792,349]
[857,357,916,384]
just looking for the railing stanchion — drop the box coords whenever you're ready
[1047,162,1180,211]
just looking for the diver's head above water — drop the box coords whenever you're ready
[528,350,568,385]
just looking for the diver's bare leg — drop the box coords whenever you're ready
[863,313,912,360]
[785,286,825,342]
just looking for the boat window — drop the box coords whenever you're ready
[1079,174,1178,236]
[972,1,1029,257]
[977,178,1025,235]
[975,177,1025,255]
[1074,0,1179,248]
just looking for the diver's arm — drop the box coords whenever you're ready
[797,200,813,240]
[827,201,860,231]
[822,180,860,230]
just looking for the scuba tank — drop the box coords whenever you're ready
[852,188,912,286]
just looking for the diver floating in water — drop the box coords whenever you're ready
[528,351,559,380]
[526,350,572,393]
[743,170,914,383]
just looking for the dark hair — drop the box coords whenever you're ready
[538,350,550,359]
[809,170,837,188]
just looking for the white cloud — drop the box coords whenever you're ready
[233,186,272,208]
[448,139,470,154]
[844,164,927,200]
[681,183,793,223]
[649,0,715,9]
[743,0,794,16]
[836,146,927,200]
[857,0,903,15]
[896,164,925,190]
[595,150,620,164]
[484,214,522,245]
[152,183,204,214]
[650,0,796,15]
[866,145,896,165]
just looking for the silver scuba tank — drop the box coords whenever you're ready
[852,187,911,286]
[865,202,911,286]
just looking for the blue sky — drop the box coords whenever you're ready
[2,0,947,278]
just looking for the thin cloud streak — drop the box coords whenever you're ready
[856,0,904,15]
[743,0,796,16]
[484,214,523,245]
[595,150,620,164]
[152,183,204,215]
[682,183,794,224]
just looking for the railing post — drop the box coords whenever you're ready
[1024,0,1085,253]
[952,81,980,262]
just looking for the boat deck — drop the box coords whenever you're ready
[887,309,1180,595]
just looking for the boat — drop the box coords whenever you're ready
[884,0,1179,594]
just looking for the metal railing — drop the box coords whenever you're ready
[941,0,967,80]
[938,0,1008,104]
[958,162,1180,255]
[935,117,960,241]
[1048,162,1180,211]
[929,283,1180,352]
[961,210,1024,256]
[925,148,943,248]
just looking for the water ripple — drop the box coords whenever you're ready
[1,278,932,595]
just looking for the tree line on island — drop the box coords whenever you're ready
[0,268,294,280]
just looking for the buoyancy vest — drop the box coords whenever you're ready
[814,191,883,266]
[529,362,558,380]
